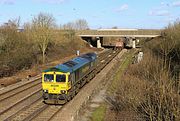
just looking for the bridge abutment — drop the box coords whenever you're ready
[132,40,136,48]
[96,37,102,48]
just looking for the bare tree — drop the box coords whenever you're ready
[62,22,75,30]
[0,19,20,54]
[31,12,55,63]
[75,19,89,30]
[62,19,89,30]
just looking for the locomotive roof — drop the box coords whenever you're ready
[43,52,97,73]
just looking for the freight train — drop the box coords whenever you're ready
[42,52,97,104]
[102,38,125,50]
[114,39,124,50]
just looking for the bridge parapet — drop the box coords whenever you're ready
[76,29,162,37]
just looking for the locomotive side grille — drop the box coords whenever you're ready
[63,61,78,67]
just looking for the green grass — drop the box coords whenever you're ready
[108,50,135,94]
[91,104,106,121]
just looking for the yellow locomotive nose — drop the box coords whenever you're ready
[42,72,70,94]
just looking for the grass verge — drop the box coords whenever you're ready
[108,49,135,94]
[91,104,106,121]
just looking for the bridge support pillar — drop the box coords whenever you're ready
[132,40,136,48]
[87,38,93,47]
[97,38,101,48]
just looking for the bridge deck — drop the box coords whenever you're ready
[76,29,162,38]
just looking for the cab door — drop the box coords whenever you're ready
[67,73,75,90]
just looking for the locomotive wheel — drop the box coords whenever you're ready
[86,75,91,83]
[66,93,71,102]
[71,88,75,97]
[75,84,80,94]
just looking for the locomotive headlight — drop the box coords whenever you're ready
[61,90,66,94]
[43,90,48,93]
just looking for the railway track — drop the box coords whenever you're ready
[6,99,48,121]
[0,49,121,121]
[96,49,120,72]
[0,75,41,100]
[32,105,62,121]
[0,81,41,103]
[0,88,42,120]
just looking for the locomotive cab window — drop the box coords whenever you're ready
[44,74,54,82]
[56,75,66,82]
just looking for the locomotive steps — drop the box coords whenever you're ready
[51,49,128,121]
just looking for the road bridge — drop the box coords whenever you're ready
[76,29,162,48]
[76,29,161,38]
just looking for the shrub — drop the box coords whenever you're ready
[111,20,180,121]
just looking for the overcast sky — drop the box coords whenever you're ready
[0,0,180,29]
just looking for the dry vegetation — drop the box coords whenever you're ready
[0,13,90,78]
[107,20,180,121]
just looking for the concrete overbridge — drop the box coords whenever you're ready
[76,29,161,38]
[76,29,162,48]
